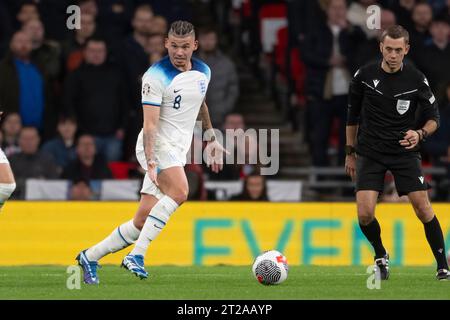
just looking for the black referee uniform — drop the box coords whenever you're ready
[347,60,440,195]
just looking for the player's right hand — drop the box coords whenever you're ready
[147,160,159,186]
[345,154,357,182]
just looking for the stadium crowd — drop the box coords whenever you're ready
[0,0,449,201]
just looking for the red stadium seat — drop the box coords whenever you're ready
[259,3,287,53]
[273,26,306,105]
[108,161,137,180]
[290,47,306,106]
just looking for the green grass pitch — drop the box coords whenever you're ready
[0,265,449,300]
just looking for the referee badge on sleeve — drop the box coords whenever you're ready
[396,99,410,115]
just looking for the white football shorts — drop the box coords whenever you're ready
[136,142,186,198]
[0,149,9,164]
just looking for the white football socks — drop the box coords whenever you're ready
[85,220,141,261]
[130,195,179,257]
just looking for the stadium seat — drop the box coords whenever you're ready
[108,161,137,180]
[258,3,287,53]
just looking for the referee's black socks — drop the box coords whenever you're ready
[359,218,387,259]
[423,215,449,271]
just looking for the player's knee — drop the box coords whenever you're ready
[413,202,433,222]
[358,215,375,226]
[357,207,375,226]
[170,187,188,205]
[0,182,16,202]
[133,217,145,230]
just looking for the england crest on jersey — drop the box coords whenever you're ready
[396,99,410,115]
[198,80,207,95]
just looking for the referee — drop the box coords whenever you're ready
[345,25,449,280]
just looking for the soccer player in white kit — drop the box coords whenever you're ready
[0,112,16,212]
[76,21,227,284]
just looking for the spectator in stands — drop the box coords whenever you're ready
[119,4,154,159]
[440,0,450,20]
[302,0,365,166]
[37,0,72,42]
[62,134,112,182]
[15,2,40,29]
[390,0,416,31]
[22,18,61,81]
[149,15,168,35]
[97,0,134,43]
[79,0,98,18]
[135,0,192,23]
[230,172,269,201]
[196,27,239,129]
[63,37,128,162]
[209,113,258,180]
[61,13,97,72]
[0,31,56,140]
[69,179,94,201]
[423,82,450,200]
[41,115,78,172]
[185,163,207,201]
[0,1,14,58]
[414,15,450,99]
[354,9,397,67]
[347,0,380,39]
[381,181,409,202]
[1,112,22,157]
[409,1,433,59]
[9,127,59,199]
[185,134,207,200]
[287,0,327,46]
[145,33,166,65]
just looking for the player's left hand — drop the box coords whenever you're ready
[399,130,419,150]
[205,140,230,173]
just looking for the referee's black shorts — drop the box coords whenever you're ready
[355,150,429,196]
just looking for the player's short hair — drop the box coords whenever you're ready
[168,20,195,38]
[380,25,410,44]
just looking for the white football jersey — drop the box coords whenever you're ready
[138,56,211,156]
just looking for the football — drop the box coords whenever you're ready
[252,250,288,285]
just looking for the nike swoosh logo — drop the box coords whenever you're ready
[154,224,163,230]
[174,89,182,93]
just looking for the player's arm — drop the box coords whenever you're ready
[345,69,364,180]
[199,100,214,133]
[400,78,440,149]
[141,71,163,184]
[198,100,228,173]
[142,106,160,185]
[417,80,440,138]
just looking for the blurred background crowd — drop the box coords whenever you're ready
[0,0,449,202]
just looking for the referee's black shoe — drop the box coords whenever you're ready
[374,253,390,280]
[436,269,450,281]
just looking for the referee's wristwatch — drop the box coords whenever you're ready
[345,145,356,156]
